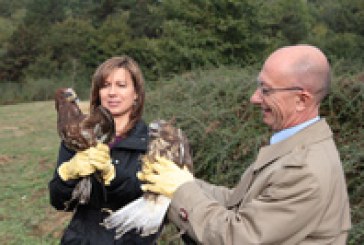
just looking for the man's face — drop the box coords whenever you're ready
[250,64,302,131]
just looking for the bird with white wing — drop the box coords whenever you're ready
[102,119,193,239]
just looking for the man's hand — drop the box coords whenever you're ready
[137,156,194,198]
[88,143,115,185]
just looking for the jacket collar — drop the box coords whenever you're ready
[112,120,149,151]
[253,119,332,172]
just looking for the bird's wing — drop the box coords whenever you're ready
[54,88,88,151]
[81,106,115,145]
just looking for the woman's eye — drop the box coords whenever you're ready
[117,82,127,87]
[101,83,110,88]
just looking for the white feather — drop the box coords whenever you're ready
[102,195,171,239]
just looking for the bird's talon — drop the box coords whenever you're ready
[101,208,113,214]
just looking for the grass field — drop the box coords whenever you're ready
[0,101,72,244]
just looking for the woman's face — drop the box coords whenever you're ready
[99,67,137,119]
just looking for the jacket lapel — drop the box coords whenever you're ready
[226,119,332,208]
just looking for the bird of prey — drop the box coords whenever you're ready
[54,88,115,208]
[102,119,193,238]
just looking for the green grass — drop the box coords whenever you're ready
[0,101,70,244]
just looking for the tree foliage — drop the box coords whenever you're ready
[1,0,363,86]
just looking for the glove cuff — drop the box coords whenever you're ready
[58,161,73,181]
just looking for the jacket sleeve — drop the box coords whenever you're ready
[195,179,233,206]
[48,142,79,211]
[168,166,323,245]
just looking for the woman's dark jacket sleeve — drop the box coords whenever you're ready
[49,142,79,210]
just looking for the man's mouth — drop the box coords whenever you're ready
[262,107,271,113]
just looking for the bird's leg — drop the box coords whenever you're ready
[101,208,113,215]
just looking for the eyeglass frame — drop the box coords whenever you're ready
[256,80,304,96]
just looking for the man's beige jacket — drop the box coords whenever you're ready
[168,119,351,244]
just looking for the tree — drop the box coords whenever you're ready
[83,13,132,69]
[0,24,41,81]
[0,0,67,82]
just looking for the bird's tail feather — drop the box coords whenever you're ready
[102,195,171,239]
[64,177,92,210]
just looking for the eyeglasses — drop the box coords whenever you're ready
[256,81,303,96]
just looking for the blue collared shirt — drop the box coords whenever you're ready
[270,117,320,145]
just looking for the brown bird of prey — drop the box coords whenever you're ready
[54,88,115,208]
[102,119,193,238]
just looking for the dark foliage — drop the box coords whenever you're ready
[0,0,363,90]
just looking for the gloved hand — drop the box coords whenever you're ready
[88,143,115,185]
[137,156,194,198]
[58,150,96,182]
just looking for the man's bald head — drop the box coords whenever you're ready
[264,45,331,103]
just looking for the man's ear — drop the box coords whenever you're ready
[296,91,313,112]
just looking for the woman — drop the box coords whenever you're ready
[49,56,159,244]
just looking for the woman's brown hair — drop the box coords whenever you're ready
[90,55,145,136]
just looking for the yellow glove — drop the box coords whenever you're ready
[137,156,194,198]
[58,150,96,181]
[88,143,115,185]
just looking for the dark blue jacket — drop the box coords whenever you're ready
[49,120,159,244]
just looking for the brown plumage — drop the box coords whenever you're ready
[103,119,193,238]
[144,119,193,172]
[54,88,115,207]
[55,88,114,151]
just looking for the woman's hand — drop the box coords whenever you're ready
[58,143,115,185]
[88,143,115,185]
[58,149,96,181]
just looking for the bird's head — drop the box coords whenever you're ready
[55,88,80,111]
[63,88,79,103]
[148,119,166,138]
[147,119,193,170]
[149,119,177,141]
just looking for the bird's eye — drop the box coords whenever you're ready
[64,91,73,97]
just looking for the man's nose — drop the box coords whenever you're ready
[250,88,262,105]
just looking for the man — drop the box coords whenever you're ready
[138,45,351,244]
